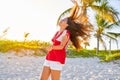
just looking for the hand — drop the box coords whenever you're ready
[71,0,77,3]
[46,46,53,52]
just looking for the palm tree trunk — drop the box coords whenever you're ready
[109,38,111,54]
[116,40,119,50]
[96,36,99,54]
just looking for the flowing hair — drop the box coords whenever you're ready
[65,1,93,50]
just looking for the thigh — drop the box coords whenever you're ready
[50,61,64,71]
[40,66,51,80]
[51,69,61,80]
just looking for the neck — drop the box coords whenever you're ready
[59,28,65,32]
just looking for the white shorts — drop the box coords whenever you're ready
[43,60,64,71]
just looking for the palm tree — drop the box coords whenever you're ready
[24,32,30,41]
[83,41,90,49]
[0,27,10,39]
[95,14,120,54]
[57,0,119,52]
[107,32,120,54]
[57,0,119,24]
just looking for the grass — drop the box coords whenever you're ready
[0,39,50,56]
[0,39,120,62]
[67,48,120,62]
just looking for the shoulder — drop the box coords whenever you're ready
[62,30,70,38]
[63,30,70,35]
[64,30,70,36]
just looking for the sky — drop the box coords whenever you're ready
[0,0,120,50]
[0,0,73,41]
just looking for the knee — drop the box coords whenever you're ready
[40,77,47,80]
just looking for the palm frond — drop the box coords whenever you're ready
[107,32,120,37]
[108,21,119,29]
[91,1,119,23]
[96,14,109,28]
[107,6,119,21]
[96,13,120,30]
[104,33,119,49]
[103,33,117,40]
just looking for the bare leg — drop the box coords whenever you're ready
[40,66,51,80]
[51,69,61,80]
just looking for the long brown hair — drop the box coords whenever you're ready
[64,1,93,50]
[66,17,92,50]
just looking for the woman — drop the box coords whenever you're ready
[40,17,70,80]
[40,1,92,80]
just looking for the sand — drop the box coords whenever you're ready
[0,53,120,80]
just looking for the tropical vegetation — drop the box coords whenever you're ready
[57,0,120,54]
[0,39,120,62]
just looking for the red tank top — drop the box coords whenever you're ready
[46,30,70,64]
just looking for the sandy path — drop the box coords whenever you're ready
[0,53,120,80]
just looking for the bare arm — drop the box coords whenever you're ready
[46,34,69,51]
[52,34,69,50]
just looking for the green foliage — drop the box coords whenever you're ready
[0,40,50,53]
[67,49,108,58]
[104,52,120,62]
[67,48,120,62]
[67,49,97,58]
[0,39,120,62]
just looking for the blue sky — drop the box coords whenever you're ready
[0,0,120,50]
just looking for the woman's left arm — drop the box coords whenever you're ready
[52,33,69,50]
